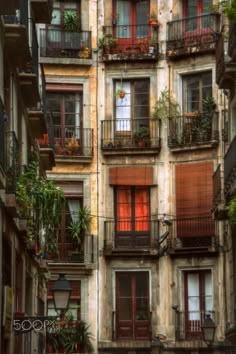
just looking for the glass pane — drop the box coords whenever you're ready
[119,274,131,296]
[204,272,213,313]
[135,189,149,231]
[116,82,131,130]
[185,0,198,17]
[184,76,200,112]
[136,1,148,37]
[187,273,200,320]
[136,273,148,296]
[117,0,130,37]
[202,0,212,13]
[119,299,132,320]
[51,9,61,25]
[118,274,132,320]
[135,273,149,321]
[117,188,131,231]
[64,3,77,9]
[134,80,149,121]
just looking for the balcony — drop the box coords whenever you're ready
[103,219,160,257]
[224,135,236,199]
[167,216,218,256]
[38,113,55,171]
[216,34,236,89]
[168,113,219,151]
[166,13,220,58]
[54,126,93,162]
[47,234,94,265]
[40,27,92,64]
[174,310,217,340]
[18,20,40,108]
[0,0,19,15]
[101,119,161,155]
[100,25,159,62]
[31,0,52,24]
[228,21,236,60]
[27,65,47,138]
[3,1,31,67]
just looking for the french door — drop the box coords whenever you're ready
[182,0,212,36]
[116,272,150,339]
[184,271,212,338]
[113,0,149,48]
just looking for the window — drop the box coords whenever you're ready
[51,1,80,27]
[47,92,82,154]
[183,71,212,114]
[115,79,149,132]
[114,0,149,38]
[115,186,150,248]
[116,272,150,340]
[183,0,212,32]
[184,271,212,337]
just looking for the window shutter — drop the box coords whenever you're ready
[175,161,213,217]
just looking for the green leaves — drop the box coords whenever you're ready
[228,197,236,224]
[153,89,180,120]
[64,11,80,32]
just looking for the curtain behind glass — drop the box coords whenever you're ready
[187,273,200,320]
[117,0,130,38]
[136,0,148,37]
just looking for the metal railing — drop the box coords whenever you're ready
[168,113,219,148]
[101,25,158,60]
[224,135,236,197]
[168,216,216,249]
[175,310,216,340]
[101,118,160,150]
[5,131,20,193]
[37,112,55,151]
[53,125,93,157]
[40,27,92,58]
[4,0,29,29]
[47,234,94,263]
[104,219,159,250]
[166,13,219,55]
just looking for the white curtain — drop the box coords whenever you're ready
[117,0,130,38]
[68,200,80,222]
[187,273,200,320]
[204,272,213,313]
[75,94,80,139]
[115,81,131,131]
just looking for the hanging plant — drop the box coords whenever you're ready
[115,88,126,99]
[16,153,65,253]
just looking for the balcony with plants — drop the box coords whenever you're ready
[103,218,160,257]
[99,25,159,62]
[37,112,55,171]
[53,125,93,161]
[40,10,92,62]
[47,206,94,266]
[167,97,219,151]
[166,13,220,58]
[167,215,218,255]
[101,118,161,155]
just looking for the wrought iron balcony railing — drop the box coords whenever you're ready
[104,219,159,251]
[166,13,220,57]
[168,113,219,149]
[3,0,29,29]
[168,216,216,249]
[5,131,20,193]
[54,125,93,158]
[228,21,236,59]
[101,118,161,151]
[174,310,216,340]
[38,112,55,151]
[224,135,236,199]
[101,25,159,61]
[40,27,92,59]
[47,234,94,263]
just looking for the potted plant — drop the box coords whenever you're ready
[98,34,118,54]
[153,89,180,121]
[68,206,93,261]
[66,133,80,155]
[133,127,151,147]
[149,10,158,25]
[63,320,94,353]
[64,10,80,32]
[115,88,126,99]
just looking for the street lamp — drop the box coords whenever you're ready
[13,273,72,333]
[52,273,72,317]
[201,314,216,346]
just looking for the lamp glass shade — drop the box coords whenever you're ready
[201,315,216,344]
[52,273,72,314]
